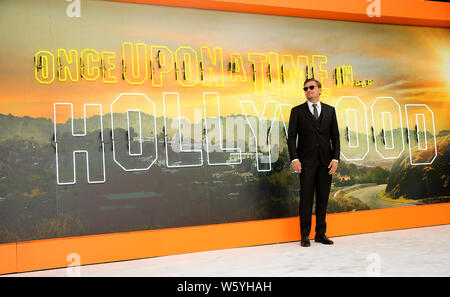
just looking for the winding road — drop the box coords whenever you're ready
[342,184,417,209]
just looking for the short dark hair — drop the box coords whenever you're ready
[303,78,321,88]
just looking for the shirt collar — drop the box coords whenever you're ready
[307,100,321,109]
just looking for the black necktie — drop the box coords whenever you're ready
[312,104,319,120]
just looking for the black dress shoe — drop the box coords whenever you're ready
[314,235,334,245]
[300,238,311,247]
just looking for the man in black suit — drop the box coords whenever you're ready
[287,78,340,247]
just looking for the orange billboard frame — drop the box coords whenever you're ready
[109,0,450,27]
[1,0,449,275]
[1,203,449,274]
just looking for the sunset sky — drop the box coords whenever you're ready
[0,0,449,132]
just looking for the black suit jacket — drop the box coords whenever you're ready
[287,101,340,167]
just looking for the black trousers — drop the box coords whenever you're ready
[299,163,332,238]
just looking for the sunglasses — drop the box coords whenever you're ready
[303,85,315,91]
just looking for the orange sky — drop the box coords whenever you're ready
[0,0,449,132]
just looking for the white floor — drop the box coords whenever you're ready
[6,224,450,277]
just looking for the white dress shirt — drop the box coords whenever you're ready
[307,101,321,118]
[291,100,339,165]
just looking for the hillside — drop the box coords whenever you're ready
[386,132,450,200]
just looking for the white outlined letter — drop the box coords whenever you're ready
[163,92,203,168]
[370,97,405,159]
[405,104,437,165]
[335,96,370,161]
[203,92,241,165]
[111,93,158,171]
[240,101,279,171]
[53,103,105,185]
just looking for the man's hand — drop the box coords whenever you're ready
[292,159,302,174]
[328,160,338,175]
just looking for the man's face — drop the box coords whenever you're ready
[303,81,321,101]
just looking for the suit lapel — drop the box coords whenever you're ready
[301,102,315,122]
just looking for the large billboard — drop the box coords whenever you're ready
[0,0,449,245]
